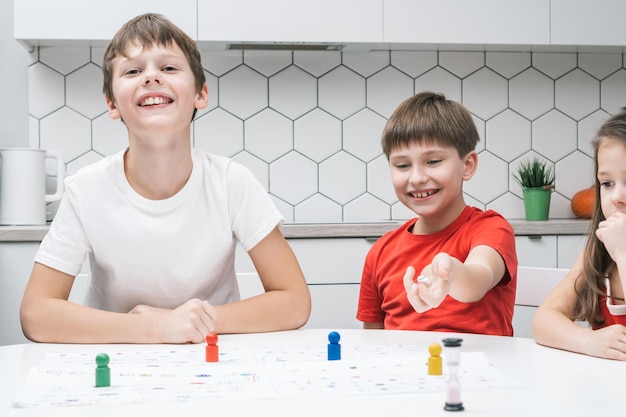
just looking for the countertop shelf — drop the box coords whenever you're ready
[0,219,591,242]
[281,219,591,238]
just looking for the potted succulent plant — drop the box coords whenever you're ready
[512,156,555,221]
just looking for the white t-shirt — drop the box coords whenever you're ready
[35,148,283,313]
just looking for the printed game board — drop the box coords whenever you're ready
[13,343,526,408]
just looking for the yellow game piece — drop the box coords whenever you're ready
[428,343,443,375]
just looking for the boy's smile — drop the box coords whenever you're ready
[388,141,477,232]
[408,189,438,199]
[138,94,173,107]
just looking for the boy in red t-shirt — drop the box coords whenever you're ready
[357,92,517,336]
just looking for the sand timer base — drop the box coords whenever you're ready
[444,402,464,412]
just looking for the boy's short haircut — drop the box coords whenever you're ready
[381,92,479,159]
[102,13,206,102]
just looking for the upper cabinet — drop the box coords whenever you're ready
[13,0,626,51]
[383,0,550,46]
[197,0,383,48]
[14,0,197,49]
[551,0,626,46]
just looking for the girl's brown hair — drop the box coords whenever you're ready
[574,110,626,326]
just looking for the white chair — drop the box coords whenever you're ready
[236,272,265,300]
[515,266,569,307]
[513,266,569,338]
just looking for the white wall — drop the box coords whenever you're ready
[0,0,29,148]
[28,46,616,223]
[6,4,624,223]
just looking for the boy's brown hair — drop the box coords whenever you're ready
[102,13,206,102]
[381,92,479,159]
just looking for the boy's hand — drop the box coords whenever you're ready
[403,266,433,313]
[403,253,454,313]
[129,299,217,344]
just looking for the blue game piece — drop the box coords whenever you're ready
[328,331,341,360]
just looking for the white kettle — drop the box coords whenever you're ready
[0,148,64,225]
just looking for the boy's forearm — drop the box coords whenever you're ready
[447,261,496,303]
[22,284,310,342]
[22,300,161,344]
[213,288,311,334]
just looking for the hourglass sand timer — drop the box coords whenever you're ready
[442,338,464,411]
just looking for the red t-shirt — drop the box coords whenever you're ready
[357,206,518,336]
[596,297,626,328]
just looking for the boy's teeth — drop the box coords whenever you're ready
[141,97,168,106]
[411,191,434,198]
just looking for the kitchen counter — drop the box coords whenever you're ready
[0,219,591,242]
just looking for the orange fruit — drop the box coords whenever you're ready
[571,186,594,219]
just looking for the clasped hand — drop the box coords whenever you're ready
[129,299,217,344]
[403,253,454,313]
[596,212,626,263]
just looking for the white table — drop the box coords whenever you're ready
[1,328,623,416]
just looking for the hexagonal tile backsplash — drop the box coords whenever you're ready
[30,47,625,223]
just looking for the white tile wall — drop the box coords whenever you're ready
[29,48,626,223]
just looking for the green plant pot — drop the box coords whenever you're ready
[523,188,552,221]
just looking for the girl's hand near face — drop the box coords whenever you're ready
[596,212,626,263]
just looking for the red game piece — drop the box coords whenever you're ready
[205,333,219,362]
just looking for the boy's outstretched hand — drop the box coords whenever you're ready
[129,299,217,344]
[403,253,454,313]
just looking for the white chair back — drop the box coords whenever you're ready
[515,266,569,307]
[513,266,569,338]
[236,272,264,300]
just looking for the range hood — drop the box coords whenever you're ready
[226,43,345,52]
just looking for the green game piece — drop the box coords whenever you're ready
[95,353,110,387]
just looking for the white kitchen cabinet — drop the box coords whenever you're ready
[13,0,626,51]
[306,284,361,329]
[197,0,383,47]
[515,235,558,268]
[14,0,197,49]
[551,0,626,46]
[515,234,586,270]
[557,234,587,270]
[383,0,550,46]
[0,242,39,345]
[236,237,372,329]
[0,242,90,346]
